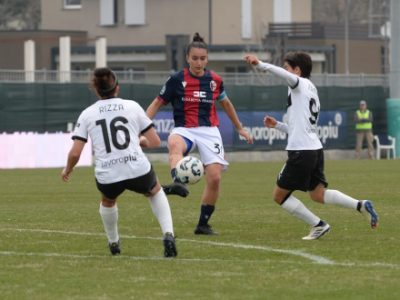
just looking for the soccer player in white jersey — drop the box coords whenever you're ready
[61,67,177,257]
[244,52,379,240]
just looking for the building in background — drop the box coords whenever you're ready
[0,0,390,74]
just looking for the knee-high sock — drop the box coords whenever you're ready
[281,195,320,226]
[149,189,174,235]
[99,203,119,243]
[324,189,359,209]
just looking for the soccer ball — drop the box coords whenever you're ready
[175,156,204,184]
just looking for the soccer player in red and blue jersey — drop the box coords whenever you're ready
[147,33,253,235]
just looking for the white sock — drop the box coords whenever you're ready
[324,189,359,210]
[281,195,320,226]
[149,189,174,235]
[99,203,119,243]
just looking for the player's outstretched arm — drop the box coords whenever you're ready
[244,54,298,88]
[219,98,253,144]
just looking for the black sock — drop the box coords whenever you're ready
[315,220,325,227]
[171,168,180,183]
[357,201,362,212]
[198,205,215,226]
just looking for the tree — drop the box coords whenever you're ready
[312,0,389,25]
[0,0,40,30]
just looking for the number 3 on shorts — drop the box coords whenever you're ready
[214,143,221,154]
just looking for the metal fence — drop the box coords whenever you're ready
[0,69,389,87]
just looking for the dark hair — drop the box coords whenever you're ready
[284,52,312,78]
[92,67,118,98]
[186,32,208,55]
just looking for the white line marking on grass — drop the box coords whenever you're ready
[2,250,400,270]
[0,228,334,265]
[0,250,229,263]
[3,228,400,269]
[176,238,335,265]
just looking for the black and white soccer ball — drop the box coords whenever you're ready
[175,156,204,184]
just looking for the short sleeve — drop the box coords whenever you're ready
[158,76,177,104]
[217,80,227,101]
[134,103,154,134]
[71,112,88,142]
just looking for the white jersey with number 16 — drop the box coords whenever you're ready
[72,98,152,184]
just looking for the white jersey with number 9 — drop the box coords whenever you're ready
[285,78,323,150]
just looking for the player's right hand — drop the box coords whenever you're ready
[244,54,260,66]
[61,168,72,182]
[264,115,277,128]
[238,128,254,144]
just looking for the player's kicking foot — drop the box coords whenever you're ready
[108,240,121,255]
[302,221,330,240]
[162,182,189,197]
[194,224,217,235]
[163,232,177,257]
[360,200,379,228]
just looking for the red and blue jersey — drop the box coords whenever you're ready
[157,68,227,128]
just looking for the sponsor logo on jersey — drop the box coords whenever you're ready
[101,153,138,168]
[193,91,206,98]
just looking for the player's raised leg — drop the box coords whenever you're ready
[310,186,379,229]
[162,134,189,197]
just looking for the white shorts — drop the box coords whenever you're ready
[170,126,229,167]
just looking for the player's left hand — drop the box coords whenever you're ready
[139,135,149,148]
[238,128,253,144]
[264,115,277,128]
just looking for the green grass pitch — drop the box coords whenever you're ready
[1,159,399,299]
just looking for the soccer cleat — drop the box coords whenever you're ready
[194,224,217,235]
[163,232,177,258]
[302,222,330,240]
[360,200,379,228]
[162,182,189,197]
[108,240,121,255]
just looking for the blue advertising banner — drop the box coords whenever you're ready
[235,111,348,149]
[152,111,347,150]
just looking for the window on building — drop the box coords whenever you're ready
[273,0,291,22]
[125,0,146,25]
[100,0,118,26]
[64,0,82,9]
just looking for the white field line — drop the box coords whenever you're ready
[0,250,235,263]
[2,227,399,269]
[1,250,399,270]
[0,227,333,265]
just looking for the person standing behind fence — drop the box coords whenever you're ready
[355,100,374,159]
